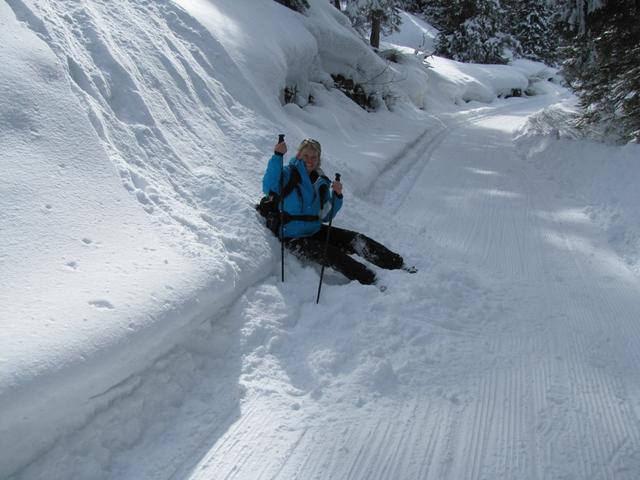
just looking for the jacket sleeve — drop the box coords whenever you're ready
[262,154,289,196]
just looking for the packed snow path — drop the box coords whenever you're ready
[15,97,640,479]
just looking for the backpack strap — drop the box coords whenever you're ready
[282,212,319,223]
[266,166,301,200]
[281,167,301,198]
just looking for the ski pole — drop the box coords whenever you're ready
[316,173,341,304]
[278,134,285,282]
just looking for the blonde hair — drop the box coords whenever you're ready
[297,138,321,160]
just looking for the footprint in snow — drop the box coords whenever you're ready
[89,300,115,310]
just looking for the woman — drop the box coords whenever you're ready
[262,138,413,285]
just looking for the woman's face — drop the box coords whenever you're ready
[298,147,319,173]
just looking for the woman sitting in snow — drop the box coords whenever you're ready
[260,137,414,285]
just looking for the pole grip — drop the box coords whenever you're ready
[278,134,285,143]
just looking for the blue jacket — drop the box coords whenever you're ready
[262,154,343,238]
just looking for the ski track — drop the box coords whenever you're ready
[523,139,640,480]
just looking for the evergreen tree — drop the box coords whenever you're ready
[398,0,429,14]
[503,0,560,64]
[558,1,611,84]
[345,0,403,49]
[435,0,517,64]
[561,0,640,142]
[418,0,449,31]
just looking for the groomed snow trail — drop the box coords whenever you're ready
[180,96,640,479]
[14,97,640,479]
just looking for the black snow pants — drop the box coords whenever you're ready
[284,225,403,285]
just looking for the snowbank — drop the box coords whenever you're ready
[0,0,273,473]
[515,101,640,273]
[381,12,554,108]
[427,56,529,104]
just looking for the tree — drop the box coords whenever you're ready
[416,0,449,31]
[503,0,560,64]
[398,0,429,14]
[346,0,403,49]
[560,0,640,142]
[435,0,517,64]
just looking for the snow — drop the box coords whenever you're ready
[2,2,640,479]
[516,100,640,275]
[382,9,439,54]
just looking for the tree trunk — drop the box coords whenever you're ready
[370,10,381,48]
[333,0,340,10]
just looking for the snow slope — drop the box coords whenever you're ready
[1,0,277,472]
[3,2,640,479]
[382,9,439,54]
